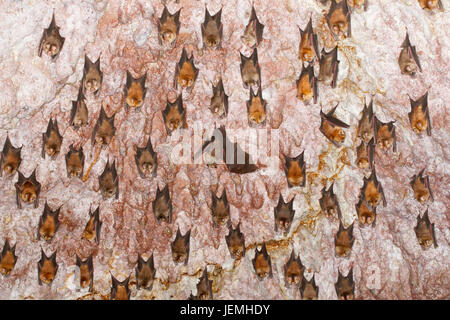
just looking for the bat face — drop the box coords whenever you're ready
[335,269,355,300]
[299,18,320,63]
[125,71,146,109]
[99,160,119,199]
[83,55,102,95]
[320,106,350,147]
[0,135,22,176]
[414,210,437,249]
[70,87,89,128]
[225,223,245,259]
[247,87,267,126]
[398,33,422,76]
[327,0,351,38]
[175,48,198,90]
[240,49,261,90]
[65,144,84,178]
[409,92,431,136]
[0,240,17,276]
[76,255,93,291]
[38,250,58,285]
[374,117,396,151]
[284,249,304,286]
[361,169,386,207]
[318,46,339,88]
[241,6,264,48]
[356,197,376,227]
[42,118,63,158]
[38,14,65,59]
[202,8,222,48]
[274,194,295,233]
[135,138,157,179]
[153,185,172,224]
[135,254,156,290]
[38,202,60,242]
[357,100,374,143]
[300,276,319,300]
[82,207,102,244]
[163,94,185,135]
[211,190,230,227]
[15,169,41,209]
[252,243,272,280]
[110,275,130,300]
[196,268,213,300]
[171,228,190,265]
[210,78,228,118]
[158,6,181,45]
[284,152,306,188]
[297,65,317,103]
[92,107,115,147]
[335,221,354,258]
[410,169,433,204]
[319,183,341,219]
[355,138,374,170]
[418,0,443,10]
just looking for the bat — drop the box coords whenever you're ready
[38,13,65,59]
[398,32,422,76]
[357,99,375,143]
[135,254,156,291]
[225,222,245,259]
[414,209,438,249]
[196,268,213,300]
[82,55,102,95]
[355,138,375,170]
[135,137,157,179]
[252,243,272,280]
[298,17,320,63]
[326,0,351,39]
[347,0,369,11]
[124,70,146,110]
[209,78,228,118]
[335,219,355,258]
[356,195,377,227]
[91,106,115,147]
[76,254,94,291]
[274,194,295,233]
[410,168,434,204]
[110,274,130,300]
[211,189,230,227]
[157,5,181,46]
[240,49,261,90]
[82,207,102,244]
[201,7,223,49]
[65,144,85,178]
[247,86,267,127]
[38,248,58,285]
[37,202,61,242]
[374,116,396,152]
[99,159,119,200]
[300,275,319,300]
[241,5,264,49]
[361,168,386,207]
[42,118,63,159]
[408,91,431,136]
[284,249,305,287]
[153,185,172,225]
[418,0,444,10]
[319,105,350,147]
[171,227,191,265]
[174,48,198,91]
[0,239,17,276]
[335,268,355,300]
[296,64,318,104]
[318,46,339,88]
[284,151,306,188]
[319,182,342,219]
[15,169,41,209]
[163,93,186,135]
[70,86,89,129]
[0,134,22,177]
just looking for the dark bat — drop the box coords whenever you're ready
[0,239,17,276]
[135,254,156,291]
[361,168,386,207]
[410,168,434,204]
[171,227,190,265]
[157,5,181,46]
[247,86,267,127]
[357,99,375,143]
[252,242,272,280]
[355,138,375,170]
[284,249,305,287]
[211,189,230,227]
[91,106,115,147]
[241,5,264,49]
[70,86,89,129]
[174,48,198,91]
[196,268,213,300]
[99,159,119,200]
[82,207,102,244]
[82,55,102,95]
[38,13,65,59]
[225,222,245,259]
[335,219,355,258]
[76,254,94,291]
[408,91,431,136]
[414,209,437,249]
[153,185,172,225]
[356,195,377,227]
[37,202,61,242]
[110,274,130,300]
[202,7,223,49]
[335,268,355,300]
[300,275,319,300]
[65,144,85,178]
[15,169,41,209]
[418,0,444,10]
[210,78,228,118]
[42,118,63,159]
[163,93,186,135]
[124,70,146,110]
[398,32,422,76]
[0,134,22,177]
[319,182,342,219]
[284,151,306,188]
[319,105,350,147]
[318,46,339,88]
[274,194,295,233]
[135,137,157,179]
[327,0,351,39]
[374,116,396,152]
[298,17,320,63]
[296,64,318,104]
[38,248,58,285]
[240,49,261,89]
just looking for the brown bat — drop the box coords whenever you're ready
[247,86,267,127]
[211,189,230,227]
[296,64,318,104]
[357,99,375,143]
[320,105,350,147]
[135,138,157,179]
[241,6,264,48]
[0,239,17,276]
[65,144,85,178]
[284,249,305,287]
[318,46,339,88]
[225,222,246,259]
[274,194,295,233]
[171,227,191,265]
[70,86,89,129]
[124,71,146,110]
[335,268,355,300]
[355,138,375,170]
[37,202,61,242]
[82,55,102,95]
[335,219,355,258]
[99,159,119,200]
[356,195,377,227]
[300,275,319,300]
[15,169,41,209]
[240,49,261,89]
[408,91,431,136]
[202,7,223,49]
[135,254,156,291]
[398,32,422,76]
[284,151,306,188]
[410,168,434,204]
[175,48,198,91]
[110,274,130,300]
[327,0,351,39]
[210,78,228,118]
[361,168,386,207]
[252,243,272,280]
[153,185,172,224]
[82,207,102,244]
[38,14,65,59]
[42,118,63,159]
[0,135,22,177]
[319,182,342,219]
[196,268,213,300]
[157,5,181,46]
[163,94,186,135]
[374,116,396,152]
[418,0,444,10]
[414,209,437,249]
[76,254,94,291]
[38,249,58,285]
[91,106,115,147]
[298,17,320,63]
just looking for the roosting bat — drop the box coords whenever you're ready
[361,168,386,207]
[163,94,186,135]
[171,227,191,265]
[318,46,339,88]
[110,274,130,300]
[284,249,305,286]
[414,209,438,249]
[76,254,94,291]
[0,239,17,276]
[410,168,434,204]
[0,135,22,177]
[153,185,172,224]
[42,118,63,159]
[38,14,65,59]
[284,151,306,188]
[65,144,84,178]
[297,64,318,104]
[274,194,295,233]
[70,86,89,129]
[319,182,342,219]
[174,48,198,91]
[37,202,61,242]
[135,254,156,291]
[327,0,351,38]
[240,49,261,89]
[319,105,349,147]
[252,243,272,280]
[124,71,146,110]
[196,268,213,300]
[225,222,246,259]
[38,249,58,285]
[335,268,355,300]
[82,207,102,244]
[398,32,422,76]
[247,86,267,127]
[241,6,264,48]
[99,159,119,200]
[82,55,102,95]
[210,78,228,118]
[15,169,41,209]
[211,189,230,227]
[300,275,319,300]
[202,7,223,49]
[408,91,431,136]
[91,106,115,147]
[158,6,181,46]
[135,137,157,179]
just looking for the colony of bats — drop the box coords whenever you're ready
[0,0,444,300]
